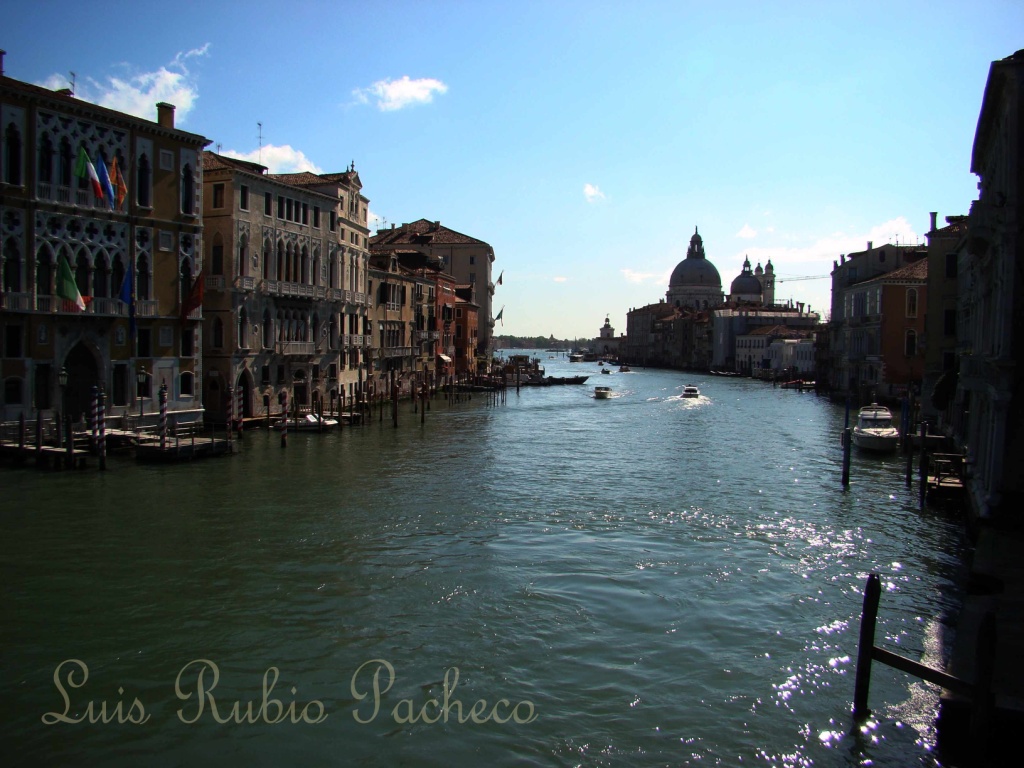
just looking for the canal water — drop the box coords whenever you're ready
[1,353,965,767]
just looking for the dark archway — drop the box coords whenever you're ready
[237,369,254,419]
[62,342,100,423]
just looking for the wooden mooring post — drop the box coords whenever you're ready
[841,427,852,487]
[853,573,995,763]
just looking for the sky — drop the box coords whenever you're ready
[4,1,1021,339]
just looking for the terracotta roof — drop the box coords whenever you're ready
[934,215,968,237]
[203,151,267,174]
[865,258,928,284]
[370,219,491,248]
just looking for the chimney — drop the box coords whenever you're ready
[0,49,6,78]
[156,102,175,129]
[929,211,938,231]
[867,241,872,250]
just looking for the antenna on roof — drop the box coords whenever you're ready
[216,142,222,154]
[257,122,263,165]
[68,71,76,95]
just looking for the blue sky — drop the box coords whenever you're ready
[4,1,1021,339]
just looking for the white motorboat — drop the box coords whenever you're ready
[271,413,339,431]
[851,404,900,452]
[682,385,700,398]
[594,386,612,399]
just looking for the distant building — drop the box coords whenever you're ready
[825,240,926,399]
[370,219,495,356]
[666,227,724,310]
[1,50,210,424]
[593,315,624,358]
[200,152,371,420]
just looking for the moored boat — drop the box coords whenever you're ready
[850,403,900,452]
[271,413,339,431]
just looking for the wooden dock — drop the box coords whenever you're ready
[134,426,234,462]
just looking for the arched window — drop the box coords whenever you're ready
[238,234,248,277]
[905,329,917,357]
[263,309,273,349]
[136,254,151,300]
[2,238,22,293]
[276,240,284,282]
[59,138,73,188]
[211,234,224,276]
[179,258,193,307]
[36,244,55,296]
[301,246,309,284]
[111,257,126,299]
[93,252,110,298]
[239,307,249,349]
[137,153,151,207]
[180,371,195,397]
[3,123,22,186]
[75,249,90,297]
[38,132,54,186]
[212,316,224,348]
[905,288,918,318]
[181,163,194,215]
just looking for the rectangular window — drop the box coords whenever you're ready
[159,326,173,348]
[276,364,285,384]
[313,206,320,228]
[286,199,293,221]
[138,328,152,356]
[265,192,273,215]
[943,308,956,337]
[181,328,195,357]
[159,149,174,171]
[945,253,957,278]
[469,256,475,265]
[112,364,127,406]
[469,273,476,283]
[329,363,337,381]
[4,325,22,358]
[277,196,285,218]
[261,365,271,385]
[212,183,225,209]
[330,211,337,232]
[158,231,173,251]
[180,373,194,396]
[240,185,249,211]
[302,203,308,225]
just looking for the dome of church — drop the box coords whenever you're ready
[730,257,762,296]
[669,227,722,288]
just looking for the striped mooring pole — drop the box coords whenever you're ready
[159,383,168,451]
[280,392,288,448]
[98,387,107,471]
[236,386,244,436]
[227,386,234,444]
[90,385,99,453]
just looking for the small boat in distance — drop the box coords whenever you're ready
[619,365,631,372]
[682,385,700,398]
[569,353,584,363]
[601,368,611,374]
[851,403,900,452]
[594,386,612,399]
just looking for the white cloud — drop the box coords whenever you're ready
[621,268,661,284]
[223,144,324,175]
[353,76,448,111]
[736,224,757,239]
[553,276,568,283]
[39,45,209,125]
[583,183,605,203]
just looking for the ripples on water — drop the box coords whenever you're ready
[0,355,965,766]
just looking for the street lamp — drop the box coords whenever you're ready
[137,367,147,418]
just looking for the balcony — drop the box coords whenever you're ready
[354,292,366,305]
[276,341,315,356]
[382,346,414,358]
[235,275,257,292]
[205,275,226,292]
[136,300,158,317]
[2,292,133,317]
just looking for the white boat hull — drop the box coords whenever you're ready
[851,428,900,452]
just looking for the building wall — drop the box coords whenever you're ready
[1,63,209,423]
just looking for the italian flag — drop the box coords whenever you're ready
[74,147,105,199]
[57,254,87,311]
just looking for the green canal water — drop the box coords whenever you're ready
[1,353,965,766]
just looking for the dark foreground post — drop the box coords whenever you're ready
[841,428,852,487]
[98,388,107,470]
[853,573,882,720]
[918,421,927,509]
[280,393,288,448]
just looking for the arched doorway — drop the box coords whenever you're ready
[293,369,308,406]
[62,343,100,423]
[236,369,254,418]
